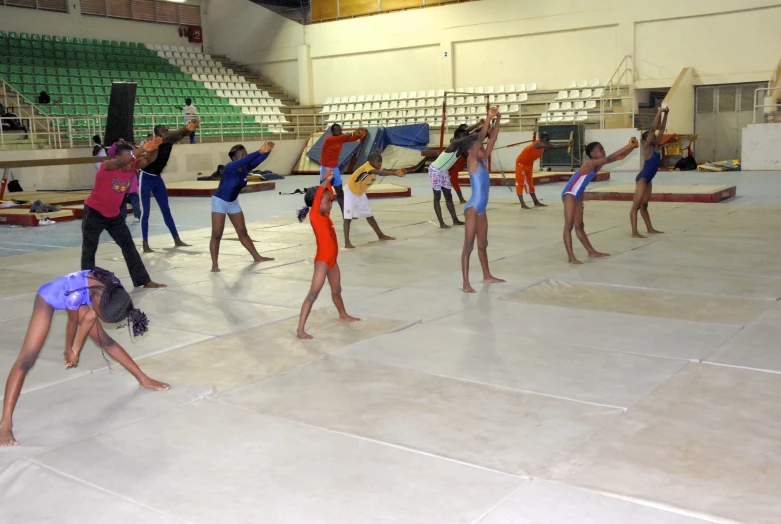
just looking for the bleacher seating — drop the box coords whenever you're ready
[147,44,290,132]
[318,79,618,130]
[0,31,286,142]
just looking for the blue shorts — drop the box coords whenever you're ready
[635,172,657,183]
[320,166,342,187]
[211,196,242,214]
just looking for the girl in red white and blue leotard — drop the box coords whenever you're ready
[562,138,640,265]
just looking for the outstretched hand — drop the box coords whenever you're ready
[488,106,500,118]
[629,137,639,148]
[395,169,406,177]
[260,141,275,154]
[141,136,163,153]
[185,120,200,132]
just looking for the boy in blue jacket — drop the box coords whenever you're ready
[210,142,276,272]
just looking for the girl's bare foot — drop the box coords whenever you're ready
[589,251,611,258]
[632,232,647,238]
[139,378,170,391]
[463,285,477,293]
[569,257,584,264]
[521,204,531,210]
[143,281,167,288]
[453,220,465,226]
[459,199,467,204]
[297,331,313,339]
[174,238,190,247]
[253,256,275,263]
[142,242,154,253]
[0,424,17,446]
[340,314,361,323]
[378,235,395,241]
[483,276,506,284]
[439,223,451,229]
[211,267,221,273]
[345,242,356,249]
[648,229,664,234]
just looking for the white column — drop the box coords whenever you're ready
[297,44,314,105]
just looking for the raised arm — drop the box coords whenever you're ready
[466,120,485,134]
[134,137,164,171]
[534,141,570,150]
[584,138,639,172]
[370,168,406,177]
[485,115,501,157]
[161,120,200,144]
[658,107,669,141]
[475,108,498,147]
[646,107,664,147]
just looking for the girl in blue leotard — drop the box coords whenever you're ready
[630,106,669,237]
[461,107,506,293]
[0,268,168,446]
[562,138,639,264]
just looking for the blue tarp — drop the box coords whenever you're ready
[380,123,430,151]
[306,123,430,171]
[306,130,363,170]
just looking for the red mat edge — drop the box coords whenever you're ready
[167,182,276,197]
[367,187,412,199]
[584,186,736,204]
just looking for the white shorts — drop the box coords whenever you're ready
[429,165,452,191]
[344,185,373,219]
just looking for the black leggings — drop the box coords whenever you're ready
[81,205,151,287]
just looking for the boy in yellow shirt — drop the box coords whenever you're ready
[343,152,406,249]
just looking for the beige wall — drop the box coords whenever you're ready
[202,0,304,98]
[203,0,781,106]
[0,2,200,47]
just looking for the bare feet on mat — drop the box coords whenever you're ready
[632,232,647,238]
[139,378,170,391]
[569,257,584,265]
[459,198,467,204]
[439,223,451,229]
[345,242,356,249]
[143,281,167,288]
[378,235,395,241]
[297,331,313,340]
[174,238,190,247]
[483,276,506,284]
[589,251,611,258]
[463,285,477,294]
[253,256,275,263]
[340,314,361,323]
[521,204,531,210]
[534,202,547,207]
[453,220,465,226]
[0,424,17,446]
[142,242,154,253]
[211,267,221,273]
[648,229,664,234]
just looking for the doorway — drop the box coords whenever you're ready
[694,82,764,162]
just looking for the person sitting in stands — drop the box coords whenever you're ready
[38,91,51,105]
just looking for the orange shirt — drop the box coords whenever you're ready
[321,134,361,168]
[310,185,338,268]
[518,141,544,165]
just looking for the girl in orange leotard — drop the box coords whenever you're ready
[296,169,360,339]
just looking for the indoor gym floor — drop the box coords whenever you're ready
[0,170,780,524]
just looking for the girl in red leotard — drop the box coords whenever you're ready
[295,169,360,339]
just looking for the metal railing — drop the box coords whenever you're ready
[606,55,634,99]
[753,87,781,123]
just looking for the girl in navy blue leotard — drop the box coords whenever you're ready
[461,108,506,293]
[0,268,168,446]
[630,106,669,238]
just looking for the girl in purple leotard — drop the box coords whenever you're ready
[0,268,169,447]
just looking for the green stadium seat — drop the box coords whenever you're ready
[85,95,97,105]
[31,34,41,42]
[119,41,127,47]
[62,106,75,116]
[0,31,5,38]
[48,106,63,116]
[74,106,86,116]
[8,32,18,39]
[60,86,72,95]
[60,95,73,105]
[83,86,94,95]
[101,40,110,46]
[20,33,30,40]
[72,86,84,95]
[91,39,100,45]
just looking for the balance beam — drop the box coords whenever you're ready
[0,156,98,199]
